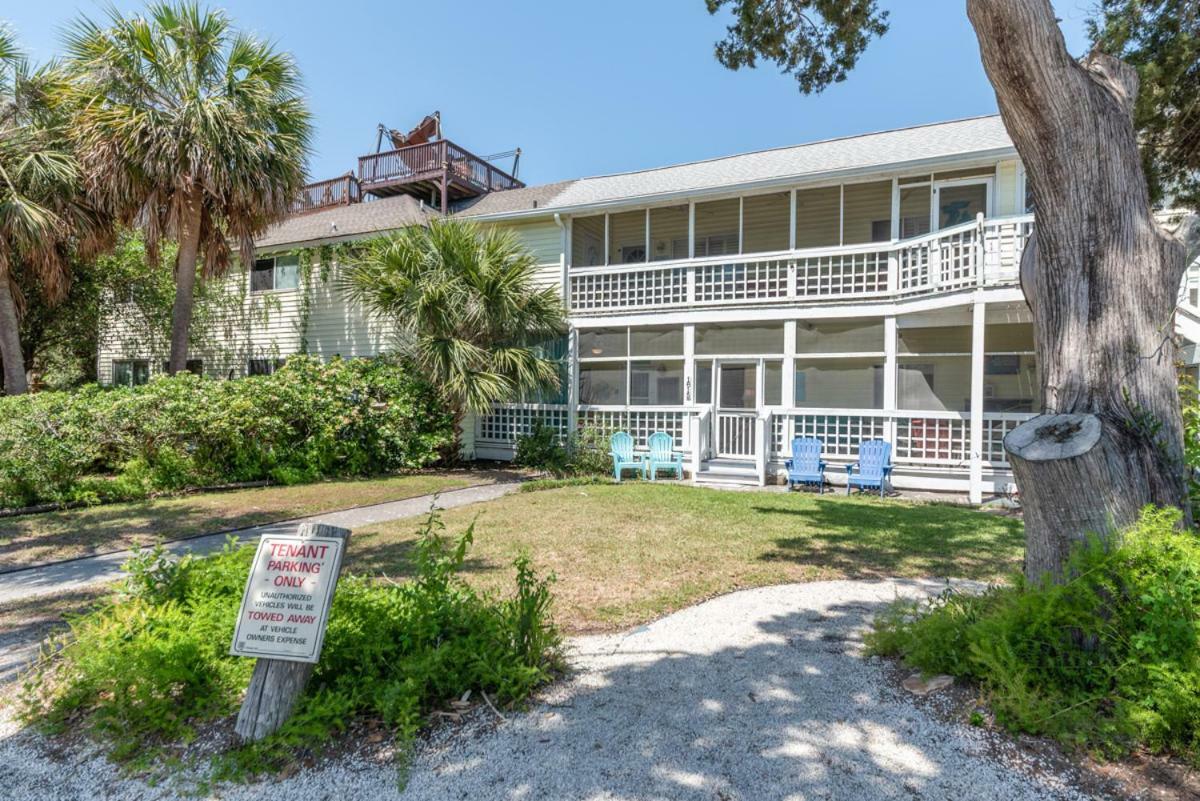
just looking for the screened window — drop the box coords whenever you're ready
[630,361,683,405]
[112,359,149,387]
[579,328,627,359]
[695,360,713,404]
[250,254,299,293]
[630,327,683,356]
[794,359,883,409]
[694,198,740,256]
[742,192,790,253]
[608,210,646,265]
[795,186,840,248]
[695,324,784,355]
[572,215,605,267]
[649,205,688,262]
[898,325,972,355]
[898,358,971,411]
[899,184,931,239]
[795,320,884,354]
[579,364,627,405]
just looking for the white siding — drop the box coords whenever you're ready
[995,159,1021,216]
[493,219,564,295]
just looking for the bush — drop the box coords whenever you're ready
[0,357,456,509]
[867,505,1200,759]
[512,423,617,478]
[22,509,562,772]
[513,422,569,474]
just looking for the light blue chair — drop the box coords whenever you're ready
[785,437,827,493]
[610,431,644,482]
[846,439,894,498]
[644,431,684,481]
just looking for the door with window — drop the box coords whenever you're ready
[715,361,758,458]
[933,179,991,230]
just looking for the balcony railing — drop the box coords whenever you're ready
[357,139,523,195]
[568,214,1035,314]
[291,174,361,214]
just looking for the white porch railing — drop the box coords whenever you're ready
[568,215,1035,314]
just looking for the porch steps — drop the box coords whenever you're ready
[693,458,761,488]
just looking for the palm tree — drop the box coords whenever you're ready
[61,2,313,374]
[342,218,567,430]
[0,25,109,395]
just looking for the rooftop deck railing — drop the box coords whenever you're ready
[357,139,523,194]
[290,174,361,214]
[568,214,1035,314]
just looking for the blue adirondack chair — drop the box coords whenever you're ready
[785,437,827,492]
[644,431,684,481]
[609,431,644,482]
[846,439,894,497]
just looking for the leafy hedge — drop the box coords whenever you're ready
[0,356,456,509]
[22,509,561,774]
[868,506,1200,760]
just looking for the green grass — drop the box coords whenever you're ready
[349,483,1023,632]
[0,471,488,571]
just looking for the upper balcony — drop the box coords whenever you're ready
[568,214,1034,315]
[357,139,523,209]
[289,173,361,215]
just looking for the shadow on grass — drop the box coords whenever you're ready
[752,497,1024,580]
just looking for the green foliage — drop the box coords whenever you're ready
[513,422,570,474]
[519,475,613,493]
[867,506,1200,759]
[340,219,566,416]
[22,508,562,773]
[1181,379,1200,509]
[0,356,455,509]
[513,424,618,478]
[704,0,890,94]
[1090,1,1200,210]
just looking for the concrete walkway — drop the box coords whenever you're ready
[0,481,521,606]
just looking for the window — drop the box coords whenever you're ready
[250,254,300,293]
[112,359,149,387]
[630,361,683,405]
[579,364,627,405]
[695,324,784,355]
[160,359,204,376]
[796,320,884,354]
[794,359,883,409]
[248,358,285,376]
[579,328,627,358]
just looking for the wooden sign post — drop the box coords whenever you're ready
[230,521,350,741]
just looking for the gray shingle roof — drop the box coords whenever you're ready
[256,193,430,250]
[256,115,1015,247]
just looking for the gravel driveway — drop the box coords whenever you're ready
[1,579,1097,800]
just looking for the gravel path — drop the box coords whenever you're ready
[0,481,520,606]
[0,579,1097,801]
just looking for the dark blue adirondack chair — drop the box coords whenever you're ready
[644,431,684,481]
[609,431,644,482]
[785,437,827,492]
[846,439,893,497]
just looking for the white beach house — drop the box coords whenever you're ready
[98,115,1200,501]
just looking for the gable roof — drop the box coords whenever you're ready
[256,193,431,250]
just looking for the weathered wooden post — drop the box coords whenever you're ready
[230,521,350,741]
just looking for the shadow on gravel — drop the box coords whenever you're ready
[398,579,1090,801]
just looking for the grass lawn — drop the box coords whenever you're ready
[348,483,1024,633]
[0,471,491,571]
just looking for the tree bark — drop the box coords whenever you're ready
[967,0,1193,583]
[168,186,204,375]
[0,267,28,395]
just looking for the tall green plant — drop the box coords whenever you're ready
[342,218,566,430]
[0,24,110,395]
[60,2,313,375]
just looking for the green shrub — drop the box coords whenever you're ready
[0,356,456,509]
[513,422,569,474]
[520,475,613,493]
[22,509,562,773]
[567,425,616,476]
[867,505,1200,759]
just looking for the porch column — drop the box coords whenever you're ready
[683,324,696,458]
[782,320,797,409]
[883,315,898,446]
[969,299,986,504]
[567,327,580,443]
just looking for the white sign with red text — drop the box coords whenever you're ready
[230,531,345,663]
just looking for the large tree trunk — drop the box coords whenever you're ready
[168,186,204,375]
[967,0,1193,582]
[0,267,28,395]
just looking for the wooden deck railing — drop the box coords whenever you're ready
[357,139,523,193]
[291,174,360,214]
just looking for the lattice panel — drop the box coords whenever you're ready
[795,251,888,298]
[476,405,570,445]
[569,268,687,312]
[694,260,788,303]
[897,241,932,293]
[935,229,980,291]
[578,410,686,448]
[894,417,968,465]
[983,417,1025,466]
[773,414,887,459]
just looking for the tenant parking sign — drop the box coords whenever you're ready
[230,528,347,663]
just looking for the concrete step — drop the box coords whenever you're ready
[694,459,762,487]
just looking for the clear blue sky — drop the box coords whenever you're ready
[5,0,1093,187]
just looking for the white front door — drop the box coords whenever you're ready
[715,361,758,458]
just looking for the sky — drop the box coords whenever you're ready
[5,0,1095,188]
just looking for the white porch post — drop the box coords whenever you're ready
[567,327,580,443]
[969,299,986,504]
[884,315,898,446]
[683,324,696,458]
[782,320,797,409]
